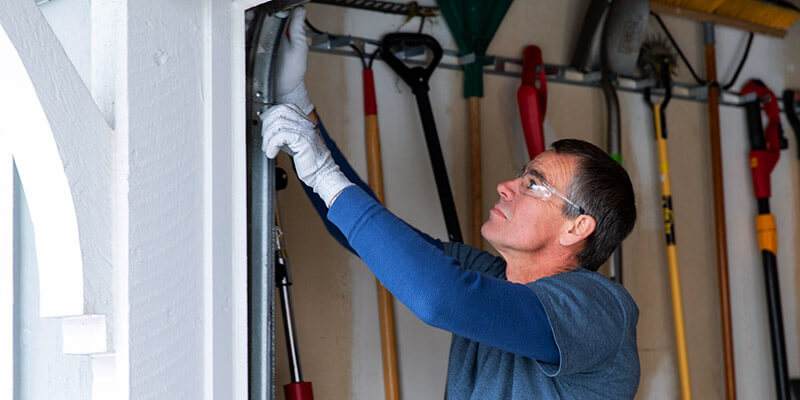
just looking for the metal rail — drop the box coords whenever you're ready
[247,9,286,400]
[310,0,438,16]
[308,30,800,113]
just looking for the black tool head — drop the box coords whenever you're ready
[638,35,676,86]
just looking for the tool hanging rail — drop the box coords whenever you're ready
[310,0,439,16]
[308,30,800,113]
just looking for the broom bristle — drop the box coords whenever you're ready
[652,0,800,30]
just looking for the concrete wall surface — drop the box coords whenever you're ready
[274,1,800,399]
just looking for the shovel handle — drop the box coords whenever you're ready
[380,33,443,94]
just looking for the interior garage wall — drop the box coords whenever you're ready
[276,1,800,399]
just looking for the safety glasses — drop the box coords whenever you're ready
[515,166,586,215]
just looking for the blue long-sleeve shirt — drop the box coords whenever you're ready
[295,119,640,399]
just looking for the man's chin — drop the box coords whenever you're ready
[480,223,496,245]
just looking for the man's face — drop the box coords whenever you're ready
[481,151,580,255]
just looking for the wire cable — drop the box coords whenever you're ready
[650,12,754,90]
[651,12,706,85]
[721,32,753,90]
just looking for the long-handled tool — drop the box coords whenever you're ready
[742,79,791,400]
[517,45,547,160]
[274,167,314,400]
[639,38,692,400]
[601,70,623,284]
[380,33,462,243]
[702,22,737,400]
[572,0,649,284]
[435,0,513,248]
[352,43,401,400]
[603,0,649,285]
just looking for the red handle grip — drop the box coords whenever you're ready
[363,69,377,116]
[284,382,313,400]
[518,45,547,160]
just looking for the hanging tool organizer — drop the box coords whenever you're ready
[306,30,800,113]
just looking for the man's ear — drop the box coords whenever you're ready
[559,215,596,247]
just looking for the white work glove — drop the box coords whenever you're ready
[275,7,314,116]
[262,104,353,207]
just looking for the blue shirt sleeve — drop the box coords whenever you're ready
[328,185,559,364]
[295,119,441,253]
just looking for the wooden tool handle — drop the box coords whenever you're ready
[705,38,736,400]
[469,97,482,248]
[364,73,400,398]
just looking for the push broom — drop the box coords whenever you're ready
[436,0,513,248]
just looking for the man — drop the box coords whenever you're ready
[263,8,639,399]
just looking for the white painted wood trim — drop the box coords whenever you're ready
[0,0,114,318]
[0,110,12,400]
[0,20,83,318]
[61,315,108,355]
[206,2,249,399]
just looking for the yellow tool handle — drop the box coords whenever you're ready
[667,244,692,400]
[655,104,672,197]
[365,112,401,400]
[655,103,692,400]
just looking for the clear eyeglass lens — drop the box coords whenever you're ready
[514,166,585,215]
[529,185,552,201]
[517,170,552,201]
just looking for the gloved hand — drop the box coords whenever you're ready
[275,7,314,115]
[262,104,353,207]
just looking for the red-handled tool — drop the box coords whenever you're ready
[742,79,790,400]
[352,42,401,400]
[517,45,548,160]
[743,80,784,199]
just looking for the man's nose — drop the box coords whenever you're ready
[497,179,516,200]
